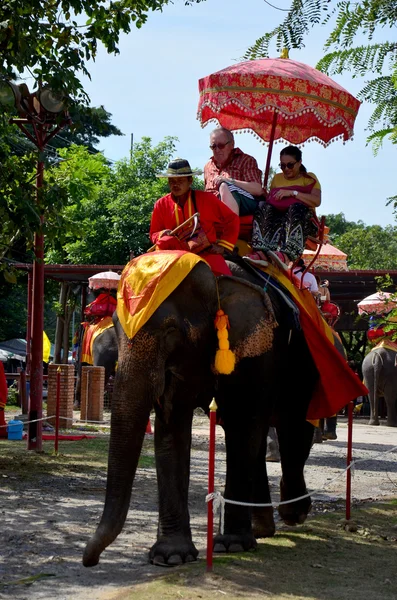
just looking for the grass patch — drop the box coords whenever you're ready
[108,501,397,600]
[0,435,155,480]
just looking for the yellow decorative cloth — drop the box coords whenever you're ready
[259,264,368,419]
[263,263,334,343]
[43,331,51,363]
[81,316,114,365]
[374,339,397,353]
[117,250,208,340]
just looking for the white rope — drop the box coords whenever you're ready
[0,414,53,428]
[0,414,109,428]
[206,445,397,535]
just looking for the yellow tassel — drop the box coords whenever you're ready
[214,309,236,375]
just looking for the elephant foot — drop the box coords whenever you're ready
[213,532,257,554]
[278,479,311,526]
[386,419,397,427]
[369,418,380,426]
[252,507,276,538]
[149,536,198,567]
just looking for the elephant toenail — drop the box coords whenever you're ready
[185,554,196,563]
[168,555,183,566]
[151,555,167,566]
[229,543,244,552]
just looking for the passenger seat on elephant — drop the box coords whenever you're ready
[232,211,328,263]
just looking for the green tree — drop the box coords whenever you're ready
[329,221,397,269]
[321,212,365,241]
[245,1,397,160]
[51,105,123,154]
[0,103,122,271]
[0,0,204,100]
[46,136,183,265]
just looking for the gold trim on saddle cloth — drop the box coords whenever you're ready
[81,316,114,364]
[374,339,397,353]
[260,263,334,344]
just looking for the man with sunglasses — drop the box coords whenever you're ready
[204,127,263,216]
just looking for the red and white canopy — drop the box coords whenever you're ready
[88,271,121,290]
[357,292,396,315]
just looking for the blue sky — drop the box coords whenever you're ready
[81,0,395,227]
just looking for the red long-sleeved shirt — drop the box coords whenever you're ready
[150,190,239,253]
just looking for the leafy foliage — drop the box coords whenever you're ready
[0,100,123,271]
[45,136,183,265]
[244,1,397,160]
[321,212,364,240]
[0,282,28,339]
[50,105,123,155]
[323,212,397,270]
[0,0,206,100]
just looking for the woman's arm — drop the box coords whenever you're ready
[294,188,321,208]
[275,187,321,208]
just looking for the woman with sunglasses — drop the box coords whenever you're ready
[250,145,321,270]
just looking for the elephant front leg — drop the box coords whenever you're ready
[149,404,198,566]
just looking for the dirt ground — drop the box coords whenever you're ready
[0,413,396,600]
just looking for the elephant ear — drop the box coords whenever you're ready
[217,277,278,363]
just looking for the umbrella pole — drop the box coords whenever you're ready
[264,112,278,189]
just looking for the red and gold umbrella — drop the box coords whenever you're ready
[197,56,361,184]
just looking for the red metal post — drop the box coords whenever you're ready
[55,366,61,455]
[26,270,33,375]
[346,401,354,521]
[263,112,278,189]
[9,88,70,451]
[207,399,217,571]
[28,160,44,451]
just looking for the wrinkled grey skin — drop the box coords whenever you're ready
[362,347,397,427]
[83,262,318,568]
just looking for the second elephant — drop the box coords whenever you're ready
[362,346,397,426]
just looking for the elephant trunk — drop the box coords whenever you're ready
[83,333,161,567]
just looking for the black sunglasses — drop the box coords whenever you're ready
[210,141,231,150]
[279,161,297,170]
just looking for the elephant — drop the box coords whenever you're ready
[91,326,118,384]
[75,324,118,407]
[83,259,319,568]
[362,346,397,427]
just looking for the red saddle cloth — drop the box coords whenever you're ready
[239,215,254,241]
[84,292,117,317]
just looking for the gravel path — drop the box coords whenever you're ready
[0,416,396,600]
